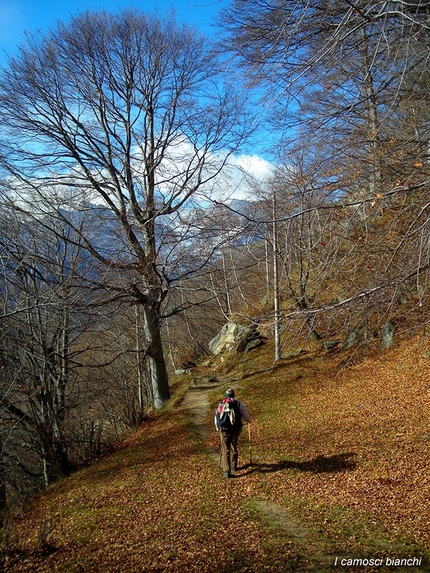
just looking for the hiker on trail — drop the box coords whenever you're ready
[214,388,251,478]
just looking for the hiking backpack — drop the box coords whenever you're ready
[216,398,242,432]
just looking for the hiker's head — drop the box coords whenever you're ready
[225,388,235,398]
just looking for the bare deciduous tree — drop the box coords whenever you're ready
[0,9,250,409]
[217,0,430,351]
[221,0,430,195]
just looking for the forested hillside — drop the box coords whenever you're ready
[1,1,430,513]
[1,334,429,572]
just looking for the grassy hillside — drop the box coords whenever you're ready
[2,334,429,572]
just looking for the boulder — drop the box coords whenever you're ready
[342,328,361,350]
[281,348,303,360]
[381,321,395,349]
[321,339,340,351]
[208,322,262,355]
[240,336,264,354]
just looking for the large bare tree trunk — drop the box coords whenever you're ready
[143,303,170,410]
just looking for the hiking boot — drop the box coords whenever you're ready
[223,471,231,478]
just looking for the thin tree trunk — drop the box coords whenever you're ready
[360,28,382,196]
[0,432,5,511]
[221,244,233,315]
[272,190,281,362]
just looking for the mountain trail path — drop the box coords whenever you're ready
[175,373,336,572]
[175,373,224,466]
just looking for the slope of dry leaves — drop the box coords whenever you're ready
[205,334,430,570]
[3,414,307,572]
[2,334,430,572]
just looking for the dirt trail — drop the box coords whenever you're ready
[175,374,224,465]
[175,374,335,572]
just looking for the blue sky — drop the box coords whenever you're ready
[0,0,227,62]
[0,0,275,194]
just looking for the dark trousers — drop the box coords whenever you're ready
[219,430,240,473]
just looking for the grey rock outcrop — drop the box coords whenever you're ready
[381,321,395,349]
[342,328,361,350]
[208,322,263,355]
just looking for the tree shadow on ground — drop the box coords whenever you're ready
[237,452,357,476]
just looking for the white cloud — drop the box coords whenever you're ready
[213,153,275,202]
[3,136,276,212]
[236,154,274,181]
[131,137,275,204]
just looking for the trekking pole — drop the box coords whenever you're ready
[248,423,252,466]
